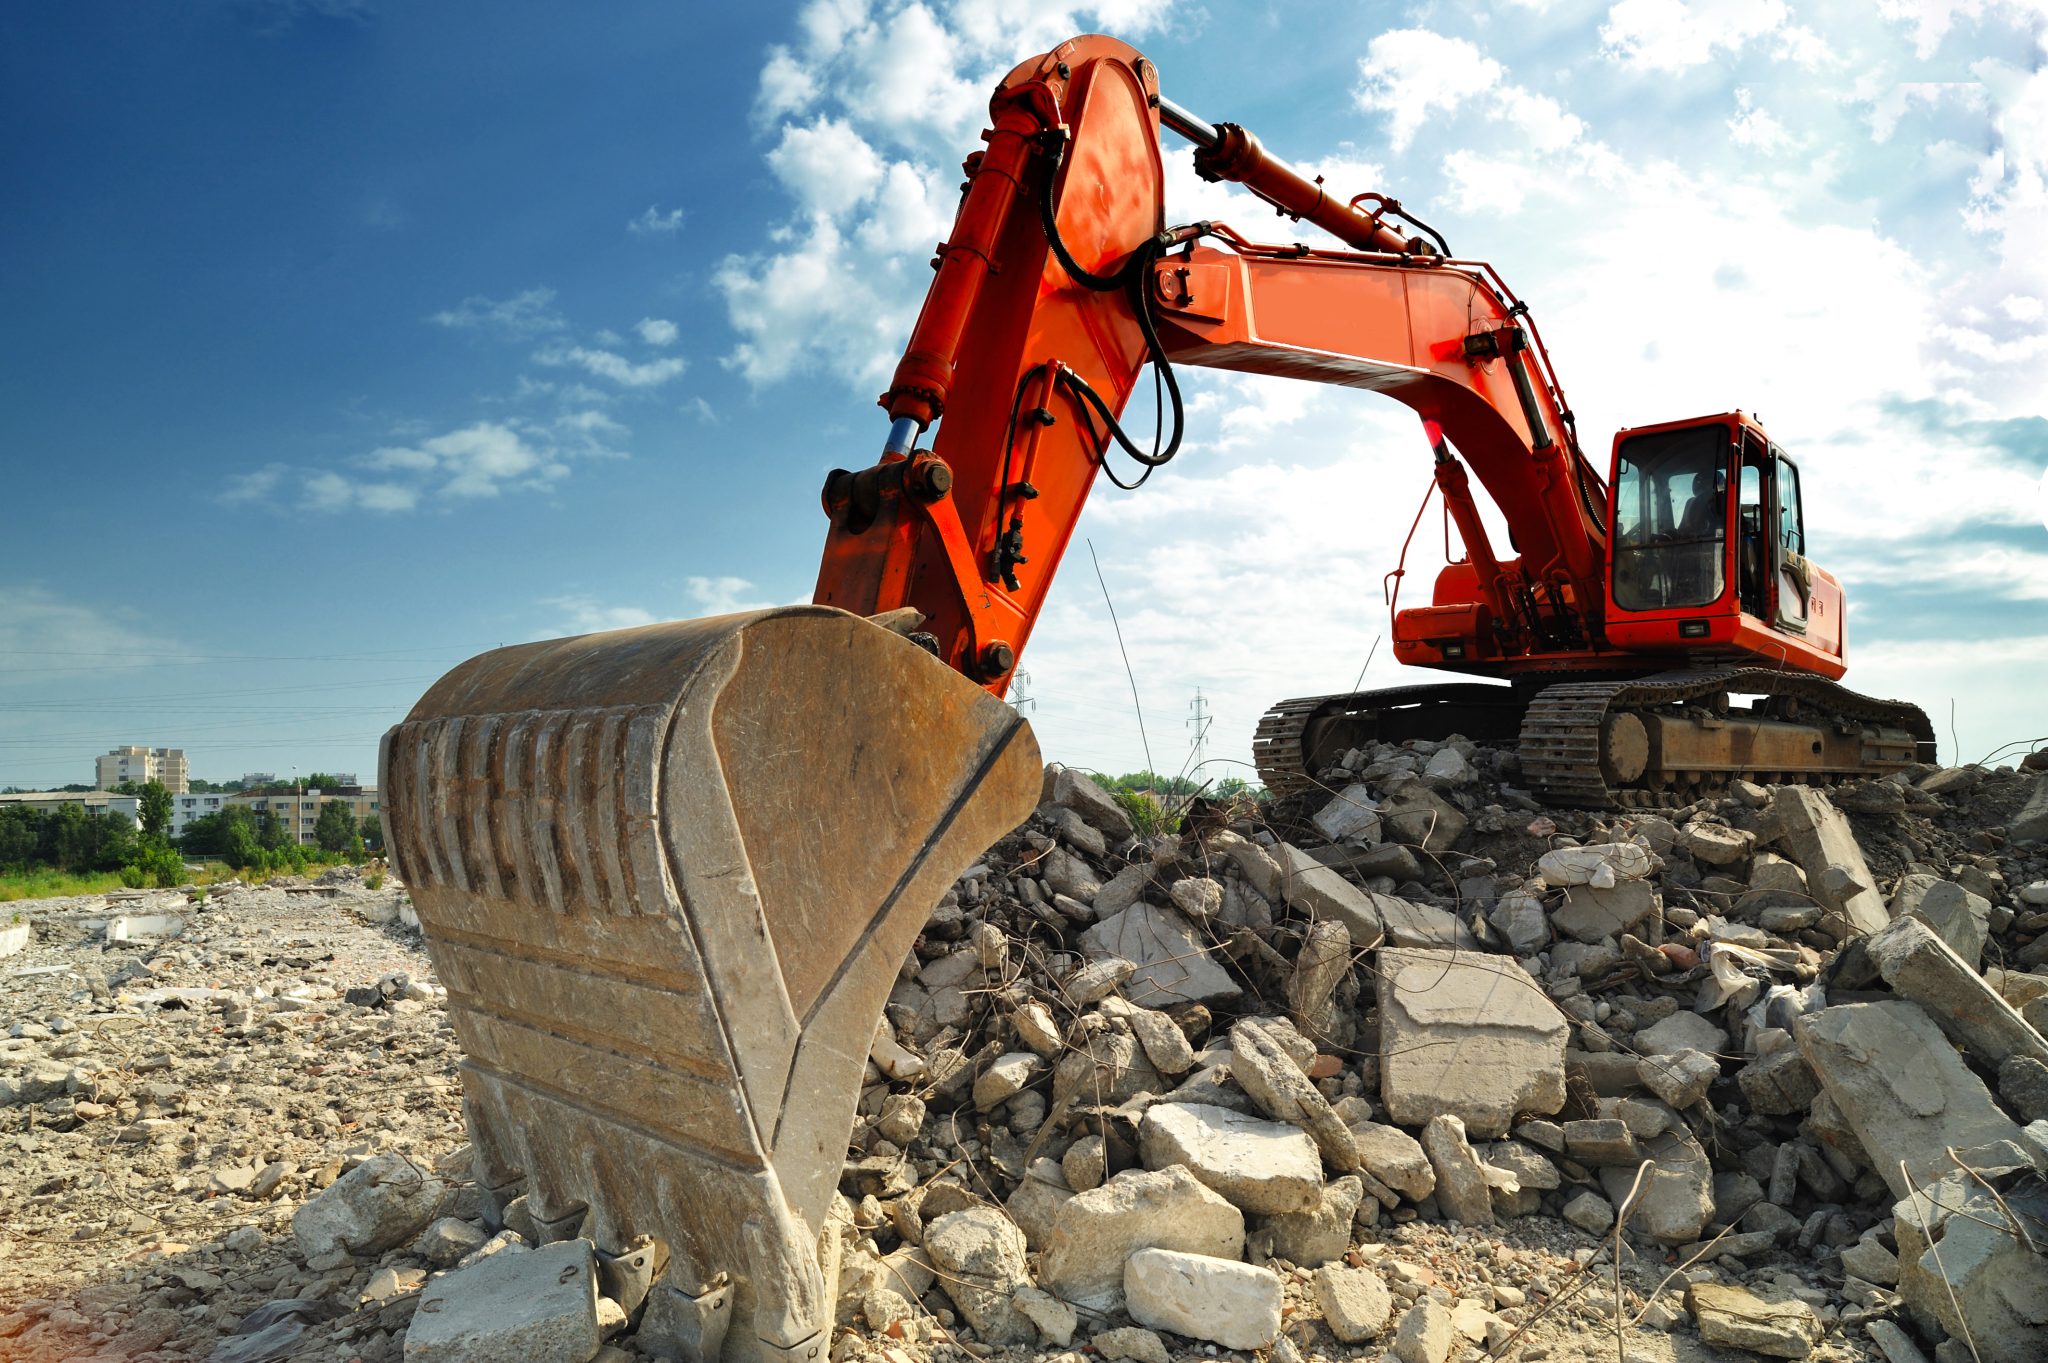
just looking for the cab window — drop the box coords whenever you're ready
[1610,425,1729,611]
[1775,453,1804,557]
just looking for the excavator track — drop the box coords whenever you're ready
[1257,669,1933,808]
[1516,667,1934,807]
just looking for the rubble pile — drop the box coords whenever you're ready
[2,745,2046,1363]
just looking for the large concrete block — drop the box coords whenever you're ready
[1794,1001,2026,1197]
[404,1237,600,1363]
[1895,1172,2048,1363]
[2010,773,2048,843]
[1769,787,1887,938]
[1377,948,1567,1137]
[1864,916,2048,1071]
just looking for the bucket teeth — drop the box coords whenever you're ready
[382,606,1041,1362]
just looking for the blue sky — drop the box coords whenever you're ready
[2,0,2043,790]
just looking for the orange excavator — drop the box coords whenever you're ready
[382,36,1932,1363]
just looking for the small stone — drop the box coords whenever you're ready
[1562,1191,1614,1237]
[1012,1285,1076,1346]
[1168,877,1223,920]
[973,1052,1043,1110]
[1637,1049,1718,1108]
[1062,1134,1106,1192]
[414,1216,489,1268]
[1092,1326,1172,1363]
[1839,1235,1899,1286]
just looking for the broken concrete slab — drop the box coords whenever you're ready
[1770,787,1889,939]
[2010,772,2048,843]
[1891,874,1992,964]
[1377,948,1567,1138]
[1123,1248,1282,1352]
[1864,915,2048,1071]
[1311,784,1382,844]
[1552,880,1657,944]
[1136,1101,1322,1215]
[404,1237,599,1363]
[1603,1128,1713,1245]
[1269,842,1385,949]
[1257,1175,1362,1267]
[1686,1282,1823,1359]
[1038,1166,1244,1312]
[1634,1008,1727,1057]
[1370,890,1479,950]
[1795,1000,2027,1197]
[1341,1118,1435,1202]
[1042,764,1134,841]
[1079,903,1239,1008]
[1894,1171,2048,1363]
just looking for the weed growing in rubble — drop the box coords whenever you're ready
[0,869,128,902]
[364,869,385,891]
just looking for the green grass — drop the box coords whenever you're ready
[0,868,130,902]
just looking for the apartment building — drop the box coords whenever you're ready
[0,790,143,826]
[94,746,189,794]
[169,791,230,839]
[226,785,381,847]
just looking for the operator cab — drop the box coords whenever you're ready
[1601,413,1845,678]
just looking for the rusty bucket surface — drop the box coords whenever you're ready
[381,606,1041,1362]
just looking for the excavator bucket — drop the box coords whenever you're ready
[379,606,1041,1363]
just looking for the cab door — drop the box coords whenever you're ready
[1769,447,1810,634]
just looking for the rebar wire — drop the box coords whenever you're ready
[1085,538,1155,777]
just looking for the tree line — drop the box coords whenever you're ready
[0,781,383,887]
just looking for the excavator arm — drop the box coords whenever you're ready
[816,35,1611,689]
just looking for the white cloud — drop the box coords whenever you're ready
[534,344,688,388]
[766,116,888,218]
[430,286,564,338]
[1598,0,1819,72]
[627,205,686,236]
[1728,87,1792,150]
[1354,30,1508,154]
[539,594,661,638]
[635,317,679,346]
[687,575,778,614]
[220,463,287,504]
[756,45,818,125]
[0,585,192,686]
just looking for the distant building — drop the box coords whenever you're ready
[0,790,143,826]
[226,785,380,847]
[169,791,230,838]
[94,746,188,794]
[240,772,278,789]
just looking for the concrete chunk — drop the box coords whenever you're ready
[925,1208,1035,1344]
[1795,1000,2026,1197]
[1686,1282,1823,1359]
[1377,948,1567,1137]
[1770,787,1888,938]
[1257,1175,1363,1266]
[1123,1248,1281,1351]
[1311,784,1382,843]
[1227,1018,1359,1170]
[2010,772,2048,842]
[1895,1172,2048,1363]
[1420,1115,1493,1226]
[294,1152,446,1263]
[1137,1101,1322,1214]
[1552,880,1657,944]
[1864,915,2048,1071]
[1891,874,1992,966]
[404,1237,599,1363]
[1038,1166,1244,1312]
[1043,764,1133,840]
[1313,1264,1393,1342]
[1079,903,1239,1008]
[1271,843,1385,949]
